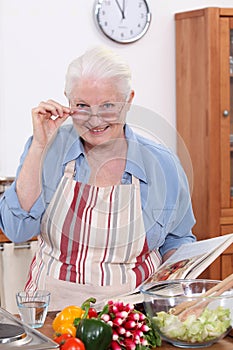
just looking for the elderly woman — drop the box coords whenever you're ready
[0,46,196,310]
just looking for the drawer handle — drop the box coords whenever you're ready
[14,242,31,250]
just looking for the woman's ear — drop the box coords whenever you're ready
[64,91,71,107]
[128,90,135,104]
[125,90,135,113]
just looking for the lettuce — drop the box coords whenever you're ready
[152,306,231,343]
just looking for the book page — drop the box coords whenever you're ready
[147,255,204,282]
[165,234,233,263]
[186,237,233,279]
[148,233,233,282]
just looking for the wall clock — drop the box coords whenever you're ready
[94,0,151,44]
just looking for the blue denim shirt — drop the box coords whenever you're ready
[0,124,196,256]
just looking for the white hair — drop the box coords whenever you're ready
[64,46,132,99]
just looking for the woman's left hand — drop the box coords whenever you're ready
[162,249,177,262]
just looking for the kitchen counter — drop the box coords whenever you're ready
[40,312,233,350]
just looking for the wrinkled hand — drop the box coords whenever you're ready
[31,99,70,149]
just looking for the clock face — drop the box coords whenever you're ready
[94,0,151,44]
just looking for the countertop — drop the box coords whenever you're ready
[39,311,233,350]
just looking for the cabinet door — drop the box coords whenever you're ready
[221,254,233,279]
[220,18,233,208]
[221,225,233,279]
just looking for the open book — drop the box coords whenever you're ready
[146,233,233,283]
[118,233,233,305]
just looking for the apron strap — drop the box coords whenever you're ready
[64,160,76,179]
[132,175,140,186]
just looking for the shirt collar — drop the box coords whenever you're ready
[62,124,148,183]
[124,124,147,183]
[62,128,85,165]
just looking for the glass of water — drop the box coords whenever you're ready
[16,290,50,328]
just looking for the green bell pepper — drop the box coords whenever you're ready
[76,318,112,350]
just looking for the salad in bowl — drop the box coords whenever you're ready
[140,279,233,348]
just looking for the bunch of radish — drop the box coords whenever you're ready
[99,300,161,350]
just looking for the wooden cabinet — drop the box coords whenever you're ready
[175,7,233,279]
[0,228,12,243]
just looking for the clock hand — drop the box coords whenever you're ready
[122,0,126,18]
[115,0,125,19]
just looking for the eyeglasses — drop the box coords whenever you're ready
[70,102,126,123]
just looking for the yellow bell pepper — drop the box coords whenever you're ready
[54,321,77,337]
[52,305,85,336]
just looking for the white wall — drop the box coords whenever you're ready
[1,0,233,176]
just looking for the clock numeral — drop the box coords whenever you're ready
[104,0,111,6]
[104,21,108,27]
[137,23,141,28]
[121,32,124,38]
[140,13,145,19]
[130,29,134,36]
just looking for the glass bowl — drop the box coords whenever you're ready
[140,279,233,348]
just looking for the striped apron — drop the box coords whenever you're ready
[25,160,161,310]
